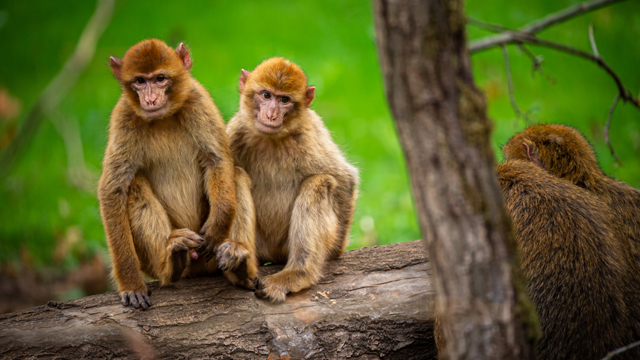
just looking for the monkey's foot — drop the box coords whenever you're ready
[166,228,204,283]
[255,274,291,303]
[120,286,152,310]
[217,241,258,290]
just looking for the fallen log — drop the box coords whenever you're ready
[0,240,435,359]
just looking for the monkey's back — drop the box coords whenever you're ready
[600,178,640,266]
[498,160,640,360]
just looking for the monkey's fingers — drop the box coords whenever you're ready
[216,242,239,271]
[129,292,140,309]
[143,293,152,307]
[122,293,129,306]
[177,236,203,249]
[197,241,216,262]
[135,293,149,310]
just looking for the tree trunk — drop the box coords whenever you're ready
[0,241,436,360]
[373,1,536,359]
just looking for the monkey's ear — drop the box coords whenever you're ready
[304,86,316,107]
[239,69,250,93]
[175,43,192,71]
[110,56,123,81]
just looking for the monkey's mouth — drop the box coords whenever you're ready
[255,120,283,134]
[142,105,168,118]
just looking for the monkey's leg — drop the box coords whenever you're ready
[201,167,258,289]
[127,175,204,288]
[256,174,339,302]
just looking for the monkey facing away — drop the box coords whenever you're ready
[226,57,359,302]
[498,159,640,360]
[99,39,257,309]
[502,124,640,266]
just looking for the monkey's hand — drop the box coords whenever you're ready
[255,274,289,303]
[120,285,152,311]
[166,229,204,283]
[217,240,258,290]
[197,223,219,262]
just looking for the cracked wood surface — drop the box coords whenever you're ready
[0,240,435,359]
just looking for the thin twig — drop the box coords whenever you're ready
[500,45,530,125]
[469,0,627,53]
[602,339,640,360]
[588,24,600,58]
[485,31,639,110]
[467,18,513,33]
[0,0,115,179]
[516,44,557,84]
[604,94,622,165]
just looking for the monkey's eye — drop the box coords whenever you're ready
[262,92,271,99]
[156,75,165,82]
[135,77,146,84]
[281,97,290,104]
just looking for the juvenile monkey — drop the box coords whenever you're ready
[226,58,359,302]
[498,159,640,360]
[99,39,256,309]
[503,124,640,266]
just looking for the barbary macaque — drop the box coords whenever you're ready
[99,39,256,309]
[226,57,359,302]
[503,124,640,266]
[498,125,640,358]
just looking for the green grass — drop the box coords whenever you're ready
[0,0,638,268]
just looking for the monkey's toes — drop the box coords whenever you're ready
[121,290,152,310]
[255,277,288,303]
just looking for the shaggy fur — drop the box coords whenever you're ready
[99,39,256,309]
[227,57,359,302]
[503,124,640,266]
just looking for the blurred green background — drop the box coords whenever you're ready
[0,0,638,308]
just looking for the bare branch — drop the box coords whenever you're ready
[480,31,639,110]
[588,24,600,58]
[0,0,115,179]
[469,0,627,53]
[467,17,512,33]
[602,339,640,360]
[523,0,625,33]
[604,94,622,165]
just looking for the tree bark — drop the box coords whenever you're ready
[373,1,536,359]
[0,241,436,360]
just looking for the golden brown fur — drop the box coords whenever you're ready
[99,39,256,309]
[227,57,359,302]
[498,159,640,360]
[503,124,640,266]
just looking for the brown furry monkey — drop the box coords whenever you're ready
[498,158,640,359]
[503,124,640,266]
[99,39,256,309]
[226,57,359,302]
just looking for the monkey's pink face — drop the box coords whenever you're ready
[253,89,295,134]
[131,72,172,119]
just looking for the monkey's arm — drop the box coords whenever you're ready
[98,136,149,309]
[198,152,237,261]
[183,95,237,261]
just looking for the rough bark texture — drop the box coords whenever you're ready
[0,241,435,360]
[373,1,536,359]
